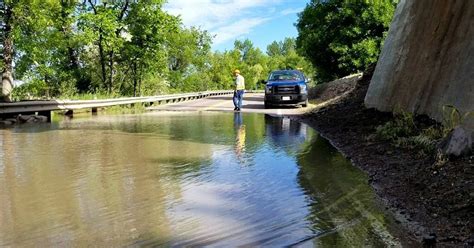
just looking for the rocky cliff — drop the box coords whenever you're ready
[365,0,473,131]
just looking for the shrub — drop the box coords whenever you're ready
[375,112,444,156]
[375,111,416,141]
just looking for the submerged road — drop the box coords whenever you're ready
[147,93,312,116]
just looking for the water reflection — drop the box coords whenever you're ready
[0,112,405,246]
[233,112,246,161]
[264,115,308,152]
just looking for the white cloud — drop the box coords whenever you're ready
[165,0,275,29]
[281,7,304,16]
[211,17,271,45]
[164,0,284,46]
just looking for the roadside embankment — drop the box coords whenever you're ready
[297,68,473,247]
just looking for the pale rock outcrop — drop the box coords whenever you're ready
[439,127,473,156]
[365,0,474,132]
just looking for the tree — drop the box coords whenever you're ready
[122,0,179,96]
[166,27,212,92]
[266,38,314,81]
[232,39,267,90]
[266,38,297,57]
[13,0,89,97]
[1,0,16,102]
[296,0,396,83]
[80,0,131,93]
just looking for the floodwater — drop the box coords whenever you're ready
[0,112,404,247]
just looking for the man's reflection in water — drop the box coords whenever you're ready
[233,112,246,161]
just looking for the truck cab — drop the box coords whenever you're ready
[264,70,309,108]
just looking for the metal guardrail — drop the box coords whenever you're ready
[0,90,235,114]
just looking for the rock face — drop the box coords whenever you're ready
[439,127,473,156]
[365,0,474,131]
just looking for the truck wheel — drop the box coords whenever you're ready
[264,102,271,109]
[302,99,308,107]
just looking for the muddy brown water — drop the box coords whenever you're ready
[0,112,405,247]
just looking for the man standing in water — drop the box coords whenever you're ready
[233,69,245,111]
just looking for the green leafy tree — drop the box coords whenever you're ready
[166,27,212,92]
[79,0,131,93]
[266,38,296,57]
[266,38,314,82]
[296,0,396,83]
[233,39,267,89]
[13,0,90,97]
[207,51,238,90]
[122,0,179,96]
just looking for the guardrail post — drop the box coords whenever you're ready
[91,107,98,115]
[65,110,73,117]
[38,111,52,122]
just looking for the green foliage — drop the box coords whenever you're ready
[11,80,48,100]
[442,105,474,135]
[375,112,416,141]
[5,1,314,100]
[396,135,436,156]
[296,0,396,83]
[375,112,444,156]
[104,103,146,114]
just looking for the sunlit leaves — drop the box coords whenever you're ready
[296,0,396,83]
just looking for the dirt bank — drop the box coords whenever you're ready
[297,68,473,247]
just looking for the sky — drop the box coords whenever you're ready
[164,0,310,52]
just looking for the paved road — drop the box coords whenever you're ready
[147,93,311,116]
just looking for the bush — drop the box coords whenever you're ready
[11,79,49,100]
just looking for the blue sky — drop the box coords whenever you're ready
[164,0,310,52]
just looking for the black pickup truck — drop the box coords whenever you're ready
[264,70,309,108]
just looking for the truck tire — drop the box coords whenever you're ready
[302,99,308,107]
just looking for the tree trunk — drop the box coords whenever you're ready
[88,0,107,88]
[60,1,80,72]
[98,33,107,86]
[108,51,114,94]
[132,61,137,97]
[138,75,141,97]
[1,3,14,102]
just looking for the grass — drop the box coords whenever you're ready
[375,111,443,157]
[103,103,147,114]
[374,105,473,158]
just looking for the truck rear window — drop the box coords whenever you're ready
[269,72,302,81]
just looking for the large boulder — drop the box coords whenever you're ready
[439,127,473,156]
[365,0,474,132]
